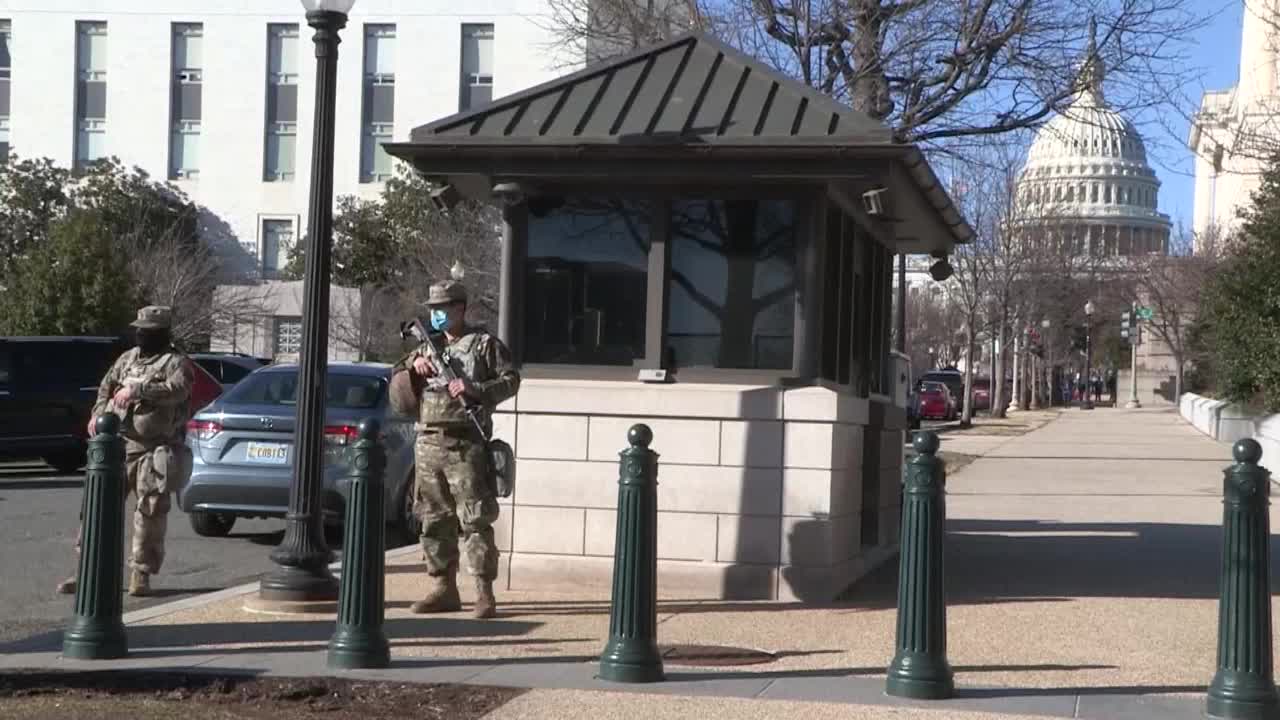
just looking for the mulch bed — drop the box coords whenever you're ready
[0,671,523,720]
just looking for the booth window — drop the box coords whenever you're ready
[523,197,651,365]
[666,199,797,370]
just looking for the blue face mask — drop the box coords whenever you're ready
[429,309,450,332]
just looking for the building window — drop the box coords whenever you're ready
[264,24,298,182]
[273,316,302,355]
[459,24,493,111]
[0,20,10,160]
[667,199,797,370]
[360,25,394,183]
[170,23,202,179]
[524,197,650,365]
[75,22,108,170]
[261,218,295,276]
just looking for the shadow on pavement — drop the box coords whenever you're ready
[837,517,1254,609]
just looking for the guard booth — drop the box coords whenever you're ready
[387,32,970,601]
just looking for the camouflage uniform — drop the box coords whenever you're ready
[403,280,519,615]
[69,307,192,593]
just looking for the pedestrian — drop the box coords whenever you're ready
[396,279,520,619]
[1107,371,1117,404]
[56,306,193,597]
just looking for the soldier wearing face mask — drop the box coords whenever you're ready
[56,306,193,597]
[397,280,519,619]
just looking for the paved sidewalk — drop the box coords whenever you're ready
[1,407,1264,719]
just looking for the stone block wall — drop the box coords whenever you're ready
[486,379,903,601]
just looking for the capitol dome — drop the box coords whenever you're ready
[1015,24,1171,256]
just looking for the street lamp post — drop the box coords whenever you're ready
[258,0,355,605]
[1082,300,1095,411]
[1041,319,1051,407]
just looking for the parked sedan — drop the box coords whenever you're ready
[179,362,419,541]
[916,381,957,421]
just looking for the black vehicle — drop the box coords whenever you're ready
[0,336,129,472]
[916,368,966,411]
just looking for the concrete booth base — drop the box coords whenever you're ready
[488,379,904,601]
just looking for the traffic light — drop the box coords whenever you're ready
[1120,311,1132,341]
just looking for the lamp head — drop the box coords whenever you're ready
[300,0,356,13]
[928,256,954,282]
[1084,300,1096,316]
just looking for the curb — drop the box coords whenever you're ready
[121,544,423,625]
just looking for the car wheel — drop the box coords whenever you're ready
[395,474,422,547]
[43,449,86,475]
[189,511,236,537]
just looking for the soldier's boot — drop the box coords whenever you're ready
[127,570,151,597]
[473,577,497,619]
[55,576,77,595]
[409,573,461,614]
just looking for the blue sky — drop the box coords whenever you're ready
[1146,0,1244,229]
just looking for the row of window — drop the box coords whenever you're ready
[1,19,494,182]
[517,193,894,395]
[1024,181,1158,209]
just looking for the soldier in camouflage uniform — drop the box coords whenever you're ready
[399,280,519,619]
[56,306,193,597]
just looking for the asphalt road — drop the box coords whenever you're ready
[0,460,343,646]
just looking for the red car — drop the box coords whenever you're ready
[917,381,957,421]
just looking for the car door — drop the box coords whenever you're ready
[0,343,17,448]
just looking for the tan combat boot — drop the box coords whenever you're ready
[473,577,497,619]
[128,570,151,597]
[55,576,77,595]
[409,573,461,613]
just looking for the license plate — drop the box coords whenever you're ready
[245,442,289,465]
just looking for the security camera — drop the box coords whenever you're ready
[429,184,461,213]
[862,187,887,216]
[491,182,525,206]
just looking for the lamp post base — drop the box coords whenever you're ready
[1125,400,1142,409]
[258,563,338,604]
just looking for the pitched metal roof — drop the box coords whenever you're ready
[410,32,893,145]
[391,32,971,247]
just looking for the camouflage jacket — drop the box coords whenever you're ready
[92,347,193,451]
[407,327,520,432]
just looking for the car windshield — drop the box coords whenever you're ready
[921,383,946,394]
[222,371,386,409]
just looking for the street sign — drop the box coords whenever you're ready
[1136,307,1154,321]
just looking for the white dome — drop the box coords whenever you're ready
[1025,90,1149,167]
[1015,81,1171,254]
[1010,19,1172,255]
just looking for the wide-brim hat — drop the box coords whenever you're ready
[425,280,468,307]
[130,305,173,330]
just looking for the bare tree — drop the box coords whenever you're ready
[1124,224,1222,399]
[121,224,273,351]
[544,0,1202,151]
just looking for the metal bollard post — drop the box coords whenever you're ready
[598,424,664,683]
[63,414,128,660]
[885,431,954,699]
[1206,439,1279,720]
[328,419,391,670]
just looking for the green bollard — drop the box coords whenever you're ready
[62,414,128,660]
[1206,439,1280,720]
[598,424,664,683]
[327,419,391,670]
[885,431,954,700]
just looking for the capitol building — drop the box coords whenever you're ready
[1012,28,1172,257]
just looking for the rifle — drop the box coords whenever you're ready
[398,318,516,498]
[398,318,489,440]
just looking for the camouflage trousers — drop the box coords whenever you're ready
[414,431,499,581]
[73,445,178,575]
